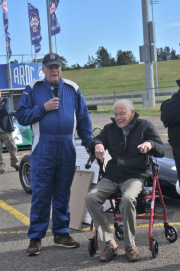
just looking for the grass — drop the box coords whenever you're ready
[135,108,161,116]
[62,59,180,95]
[91,107,161,117]
[90,107,160,117]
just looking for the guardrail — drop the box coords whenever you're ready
[84,86,178,111]
[0,85,178,112]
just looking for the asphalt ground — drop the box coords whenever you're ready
[1,114,180,271]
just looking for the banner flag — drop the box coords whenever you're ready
[28,2,42,52]
[49,0,60,36]
[0,0,8,31]
[5,31,12,58]
[0,0,12,59]
[34,43,41,54]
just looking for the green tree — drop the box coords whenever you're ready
[164,46,171,60]
[59,56,68,71]
[157,47,164,61]
[157,46,177,61]
[84,55,96,69]
[171,48,178,60]
[95,46,111,67]
[70,63,82,70]
[109,56,117,66]
[116,50,137,65]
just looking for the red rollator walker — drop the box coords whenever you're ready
[86,155,178,258]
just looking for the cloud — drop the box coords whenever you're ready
[164,23,180,27]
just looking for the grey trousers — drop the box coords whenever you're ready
[85,177,144,247]
[0,132,19,169]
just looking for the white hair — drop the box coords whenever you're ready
[113,99,134,112]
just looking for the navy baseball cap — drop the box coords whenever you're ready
[42,53,62,67]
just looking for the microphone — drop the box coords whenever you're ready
[54,82,59,97]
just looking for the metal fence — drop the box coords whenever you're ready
[83,86,179,111]
[0,85,179,112]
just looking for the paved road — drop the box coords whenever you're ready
[1,115,180,271]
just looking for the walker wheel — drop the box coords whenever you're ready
[88,238,96,257]
[115,226,124,241]
[165,225,178,243]
[151,239,158,258]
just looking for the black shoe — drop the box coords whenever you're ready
[54,233,80,248]
[26,238,41,256]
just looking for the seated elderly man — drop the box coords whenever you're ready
[85,99,164,263]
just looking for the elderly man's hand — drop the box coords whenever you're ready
[95,144,105,162]
[44,97,59,111]
[137,141,152,154]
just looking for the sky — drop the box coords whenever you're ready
[0,0,180,67]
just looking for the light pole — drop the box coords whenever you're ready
[46,0,53,53]
[149,0,159,93]
[140,0,155,107]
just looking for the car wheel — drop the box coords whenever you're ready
[19,155,32,194]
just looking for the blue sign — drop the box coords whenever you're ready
[11,63,44,88]
[0,64,8,88]
[0,63,44,89]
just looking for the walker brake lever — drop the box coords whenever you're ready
[85,153,96,169]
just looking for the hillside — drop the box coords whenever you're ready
[62,60,180,95]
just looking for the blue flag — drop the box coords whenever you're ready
[28,2,42,52]
[34,43,41,54]
[5,31,12,58]
[0,0,12,59]
[49,0,60,36]
[0,0,8,31]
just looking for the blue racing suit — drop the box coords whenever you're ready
[16,77,92,239]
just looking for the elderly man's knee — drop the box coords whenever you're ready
[121,194,135,208]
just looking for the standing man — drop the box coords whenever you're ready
[160,80,180,185]
[0,91,19,174]
[85,99,164,262]
[16,53,92,256]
